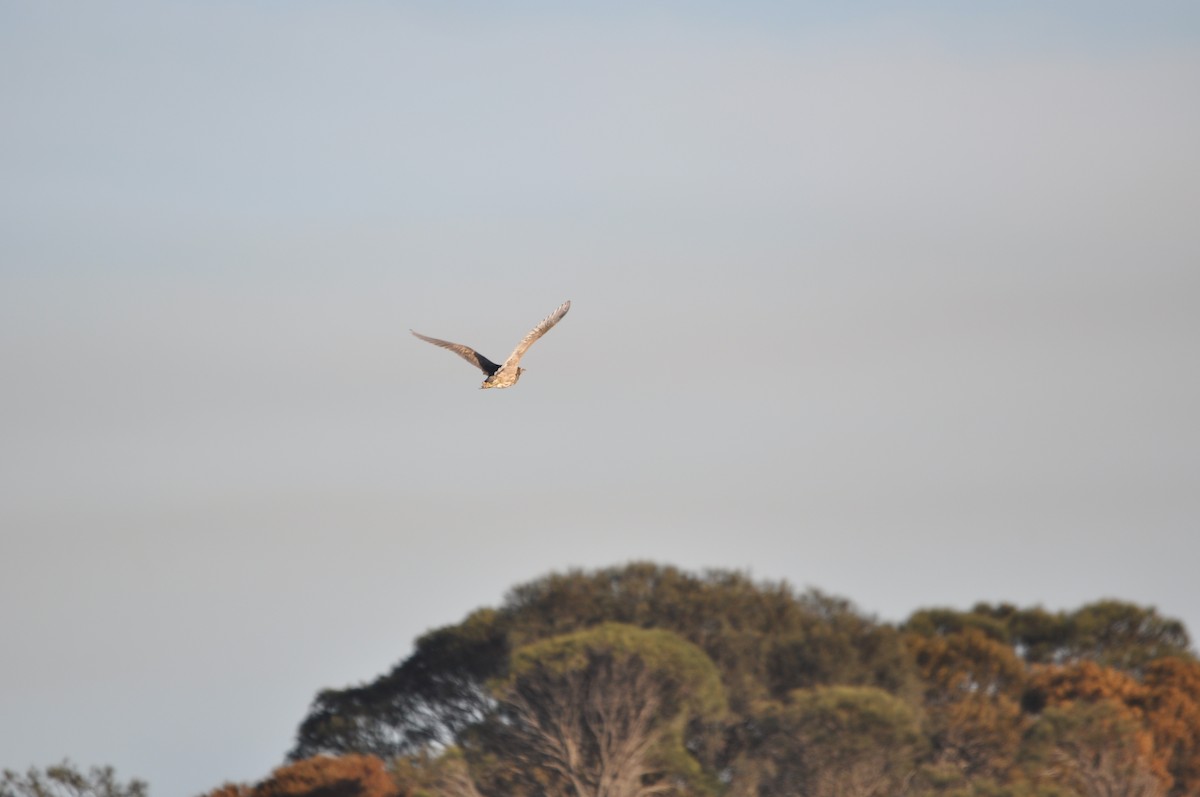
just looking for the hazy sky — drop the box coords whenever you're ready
[3,2,1199,795]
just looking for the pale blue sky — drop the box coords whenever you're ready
[3,3,1199,795]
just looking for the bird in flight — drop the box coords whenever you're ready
[411,300,571,389]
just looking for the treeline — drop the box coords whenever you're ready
[214,563,1198,797]
[12,563,1195,797]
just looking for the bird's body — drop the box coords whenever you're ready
[411,300,571,389]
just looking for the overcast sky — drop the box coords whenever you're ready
[2,2,1199,795]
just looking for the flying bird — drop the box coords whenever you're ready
[411,300,571,389]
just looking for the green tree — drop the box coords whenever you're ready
[907,601,1191,670]
[765,590,916,701]
[744,686,924,797]
[485,622,726,797]
[291,564,915,760]
[1065,602,1191,671]
[504,565,914,709]
[0,762,147,797]
[290,609,507,760]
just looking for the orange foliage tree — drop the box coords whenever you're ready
[1143,657,1200,797]
[1025,661,1174,794]
[908,628,1029,781]
[201,755,397,797]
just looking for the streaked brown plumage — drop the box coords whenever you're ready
[411,300,571,389]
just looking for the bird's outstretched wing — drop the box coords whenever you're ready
[501,300,571,369]
[410,331,501,376]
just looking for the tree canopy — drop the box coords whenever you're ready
[280,563,1197,797]
[37,562,1187,797]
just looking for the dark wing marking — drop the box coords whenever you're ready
[411,330,500,376]
[500,300,571,369]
